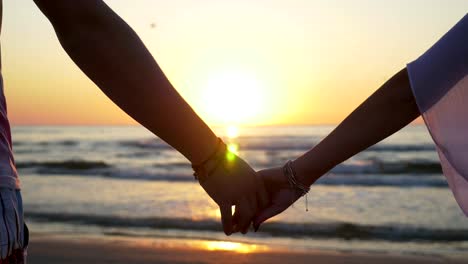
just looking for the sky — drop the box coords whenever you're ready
[2,0,467,126]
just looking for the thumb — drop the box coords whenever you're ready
[253,204,286,232]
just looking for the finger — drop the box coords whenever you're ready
[232,208,241,234]
[253,204,288,232]
[219,204,233,236]
[241,196,257,234]
[236,197,255,235]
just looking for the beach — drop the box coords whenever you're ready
[28,234,467,264]
[4,1,468,262]
[15,125,468,260]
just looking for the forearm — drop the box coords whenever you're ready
[34,0,217,164]
[294,68,420,185]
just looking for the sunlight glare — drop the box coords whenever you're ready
[200,71,264,125]
[203,241,266,254]
[226,125,239,138]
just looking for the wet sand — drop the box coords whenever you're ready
[26,234,467,264]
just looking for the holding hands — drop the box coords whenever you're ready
[33,0,431,240]
[253,165,311,231]
[194,139,269,235]
[200,148,315,235]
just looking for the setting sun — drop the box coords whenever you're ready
[226,125,239,138]
[198,70,265,125]
[3,1,468,262]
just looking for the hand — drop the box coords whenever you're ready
[199,154,269,235]
[253,167,307,231]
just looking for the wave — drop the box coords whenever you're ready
[16,160,110,170]
[117,138,436,152]
[17,158,442,175]
[16,159,446,187]
[13,140,80,147]
[316,175,447,187]
[21,170,448,188]
[119,140,173,150]
[25,211,468,242]
[367,145,436,152]
[330,161,442,175]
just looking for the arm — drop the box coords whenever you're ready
[254,68,420,228]
[33,0,215,164]
[294,68,420,185]
[33,0,267,235]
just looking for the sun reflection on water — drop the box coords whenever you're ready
[202,241,268,254]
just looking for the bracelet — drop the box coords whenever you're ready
[192,138,227,184]
[283,160,310,211]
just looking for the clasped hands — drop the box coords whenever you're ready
[199,153,310,236]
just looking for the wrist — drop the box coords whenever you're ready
[189,135,219,165]
[292,157,325,187]
[192,138,227,184]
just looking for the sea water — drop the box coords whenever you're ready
[12,125,468,258]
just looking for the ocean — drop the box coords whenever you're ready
[13,125,468,258]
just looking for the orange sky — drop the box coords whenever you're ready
[2,0,467,126]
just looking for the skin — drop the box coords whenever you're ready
[254,68,421,230]
[1,0,267,238]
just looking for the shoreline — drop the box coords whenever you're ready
[27,233,467,264]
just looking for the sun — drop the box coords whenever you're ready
[226,125,239,138]
[199,70,265,125]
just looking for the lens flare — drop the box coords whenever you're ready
[226,143,239,162]
[227,143,239,154]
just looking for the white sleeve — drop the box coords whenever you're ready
[407,14,468,216]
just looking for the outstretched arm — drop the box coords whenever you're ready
[33,0,215,164]
[294,68,420,185]
[255,68,421,228]
[33,0,267,235]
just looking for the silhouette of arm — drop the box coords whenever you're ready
[254,68,421,228]
[33,0,216,164]
[294,68,420,185]
[33,0,268,235]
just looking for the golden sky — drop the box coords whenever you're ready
[2,0,467,126]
